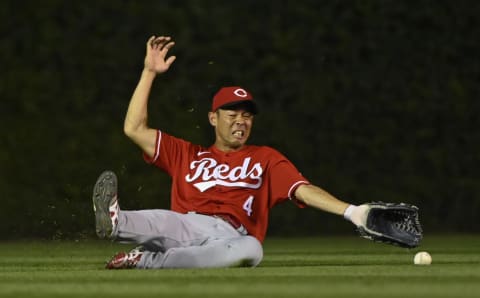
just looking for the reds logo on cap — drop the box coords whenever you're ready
[233,88,248,97]
[211,86,258,114]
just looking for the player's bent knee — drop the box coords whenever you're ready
[239,236,263,267]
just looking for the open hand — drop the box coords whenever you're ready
[144,35,176,74]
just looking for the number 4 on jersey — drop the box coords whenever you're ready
[243,195,254,216]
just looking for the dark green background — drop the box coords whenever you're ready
[1,0,478,239]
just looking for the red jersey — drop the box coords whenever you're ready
[143,130,309,242]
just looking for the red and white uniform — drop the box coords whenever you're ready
[144,130,309,242]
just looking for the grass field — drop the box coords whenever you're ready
[1,235,479,298]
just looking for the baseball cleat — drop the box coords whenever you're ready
[92,170,119,239]
[106,246,144,269]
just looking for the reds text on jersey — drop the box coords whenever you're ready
[144,130,309,242]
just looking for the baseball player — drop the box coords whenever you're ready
[93,35,367,269]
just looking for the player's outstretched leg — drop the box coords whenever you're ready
[106,246,144,269]
[92,170,119,239]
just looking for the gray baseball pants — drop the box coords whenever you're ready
[114,209,263,269]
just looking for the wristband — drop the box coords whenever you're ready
[343,204,357,221]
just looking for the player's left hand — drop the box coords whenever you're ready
[348,202,423,248]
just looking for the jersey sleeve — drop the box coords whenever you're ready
[267,149,310,208]
[143,130,191,176]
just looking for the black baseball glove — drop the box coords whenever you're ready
[355,202,423,248]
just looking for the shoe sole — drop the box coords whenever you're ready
[92,170,117,239]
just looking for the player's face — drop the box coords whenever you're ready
[209,108,254,151]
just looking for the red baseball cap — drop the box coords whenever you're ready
[211,86,258,114]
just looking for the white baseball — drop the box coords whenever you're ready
[414,251,432,265]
